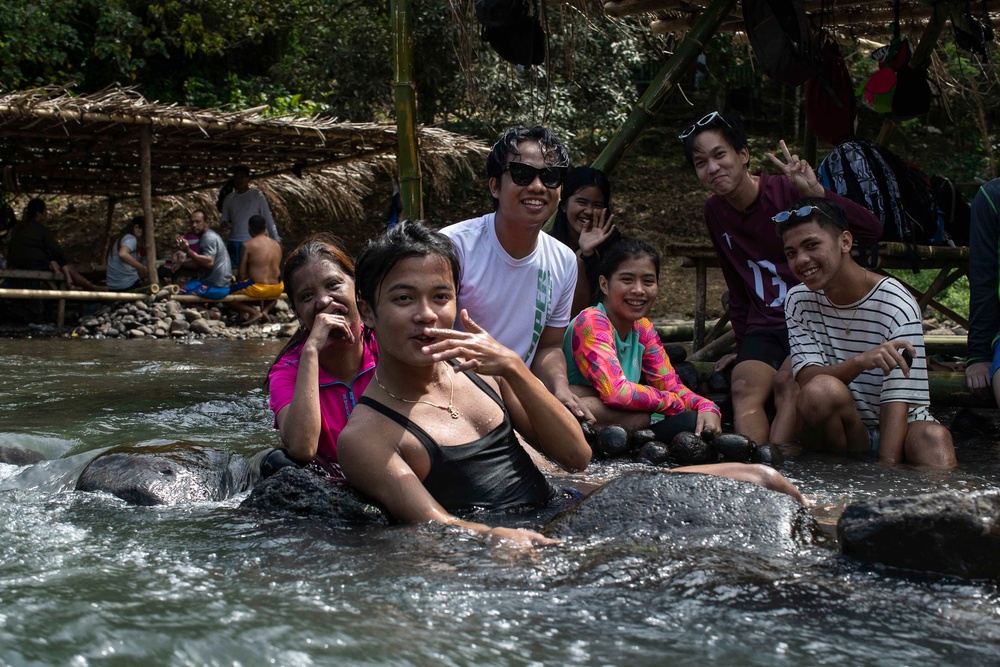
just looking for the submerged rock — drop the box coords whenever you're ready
[76,442,260,506]
[670,431,717,465]
[0,445,45,466]
[838,490,1000,580]
[713,433,758,463]
[635,440,671,466]
[546,471,816,550]
[750,443,784,468]
[242,467,391,525]
[596,425,631,458]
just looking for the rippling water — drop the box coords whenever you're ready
[1,339,998,666]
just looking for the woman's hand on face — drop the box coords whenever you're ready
[577,210,616,257]
[304,301,355,350]
[695,411,722,438]
[421,310,520,376]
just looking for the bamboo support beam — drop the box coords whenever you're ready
[392,0,424,221]
[0,288,286,303]
[591,0,738,175]
[140,127,158,288]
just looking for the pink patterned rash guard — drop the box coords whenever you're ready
[565,306,720,417]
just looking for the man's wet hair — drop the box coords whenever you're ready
[355,220,461,316]
[249,214,267,235]
[774,197,849,239]
[680,111,749,168]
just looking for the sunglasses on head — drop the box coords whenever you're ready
[677,111,733,140]
[772,205,833,224]
[505,161,567,188]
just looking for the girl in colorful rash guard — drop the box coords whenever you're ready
[564,238,803,500]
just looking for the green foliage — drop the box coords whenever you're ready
[886,269,970,320]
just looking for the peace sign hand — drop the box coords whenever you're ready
[766,139,824,197]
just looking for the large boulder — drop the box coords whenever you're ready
[241,466,391,525]
[76,442,260,506]
[837,490,1000,580]
[546,470,816,551]
[0,445,45,466]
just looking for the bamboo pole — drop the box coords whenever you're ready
[0,288,147,301]
[140,127,158,294]
[591,0,738,175]
[391,0,424,220]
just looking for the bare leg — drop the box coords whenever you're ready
[670,462,805,503]
[768,357,800,445]
[64,264,98,291]
[228,301,260,323]
[569,384,652,431]
[730,360,776,443]
[796,374,868,452]
[904,421,957,469]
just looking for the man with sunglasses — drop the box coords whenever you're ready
[778,197,955,467]
[441,126,594,421]
[679,111,882,446]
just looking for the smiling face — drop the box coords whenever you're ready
[490,140,562,233]
[782,220,853,292]
[599,256,659,334]
[690,129,751,199]
[563,185,607,238]
[291,256,361,339]
[360,254,457,366]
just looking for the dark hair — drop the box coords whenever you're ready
[486,126,569,208]
[114,215,143,246]
[598,238,661,300]
[231,165,250,177]
[681,111,749,169]
[268,233,356,376]
[249,214,266,235]
[190,209,207,220]
[774,197,848,239]
[23,198,46,225]
[550,167,612,247]
[354,220,461,344]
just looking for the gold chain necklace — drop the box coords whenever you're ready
[830,268,871,336]
[375,363,459,419]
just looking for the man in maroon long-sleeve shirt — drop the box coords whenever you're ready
[679,111,882,445]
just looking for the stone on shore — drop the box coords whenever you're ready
[837,490,1000,580]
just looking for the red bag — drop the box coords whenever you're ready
[806,38,857,146]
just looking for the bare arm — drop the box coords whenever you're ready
[796,340,915,387]
[237,248,250,282]
[118,245,148,279]
[177,237,214,269]
[338,416,557,547]
[531,325,595,422]
[877,401,909,464]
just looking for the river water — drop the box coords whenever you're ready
[1,339,998,666]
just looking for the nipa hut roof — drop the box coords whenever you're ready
[0,86,488,220]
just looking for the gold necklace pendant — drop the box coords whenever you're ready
[375,363,460,419]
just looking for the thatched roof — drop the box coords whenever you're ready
[0,86,488,220]
[599,0,999,38]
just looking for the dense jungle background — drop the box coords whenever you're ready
[2,0,999,319]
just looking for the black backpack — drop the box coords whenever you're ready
[930,175,971,246]
[475,0,545,68]
[742,0,815,86]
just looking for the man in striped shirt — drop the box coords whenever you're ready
[777,198,955,468]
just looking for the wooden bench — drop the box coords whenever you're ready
[0,269,69,326]
[663,242,970,355]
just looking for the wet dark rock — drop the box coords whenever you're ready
[190,320,213,335]
[636,441,671,466]
[629,429,656,448]
[664,344,687,365]
[713,433,757,462]
[580,422,600,451]
[675,362,699,391]
[0,446,45,466]
[546,471,816,550]
[76,442,260,506]
[950,408,993,436]
[708,371,730,393]
[242,467,391,525]
[597,425,631,458]
[838,490,1000,581]
[750,443,784,468]
[670,431,718,465]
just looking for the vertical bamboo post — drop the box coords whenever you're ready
[591,0,738,175]
[140,128,157,284]
[391,0,423,221]
[102,198,117,266]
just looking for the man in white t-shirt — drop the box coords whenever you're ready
[440,126,592,421]
[220,165,281,271]
[778,197,955,467]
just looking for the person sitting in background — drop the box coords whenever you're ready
[267,234,376,476]
[229,214,284,325]
[547,166,622,314]
[175,209,232,300]
[564,238,803,499]
[338,221,592,547]
[105,216,148,292]
[965,177,1000,407]
[778,198,956,468]
[7,198,98,291]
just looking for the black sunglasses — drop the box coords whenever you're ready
[677,111,733,140]
[506,161,567,188]
[772,205,833,224]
